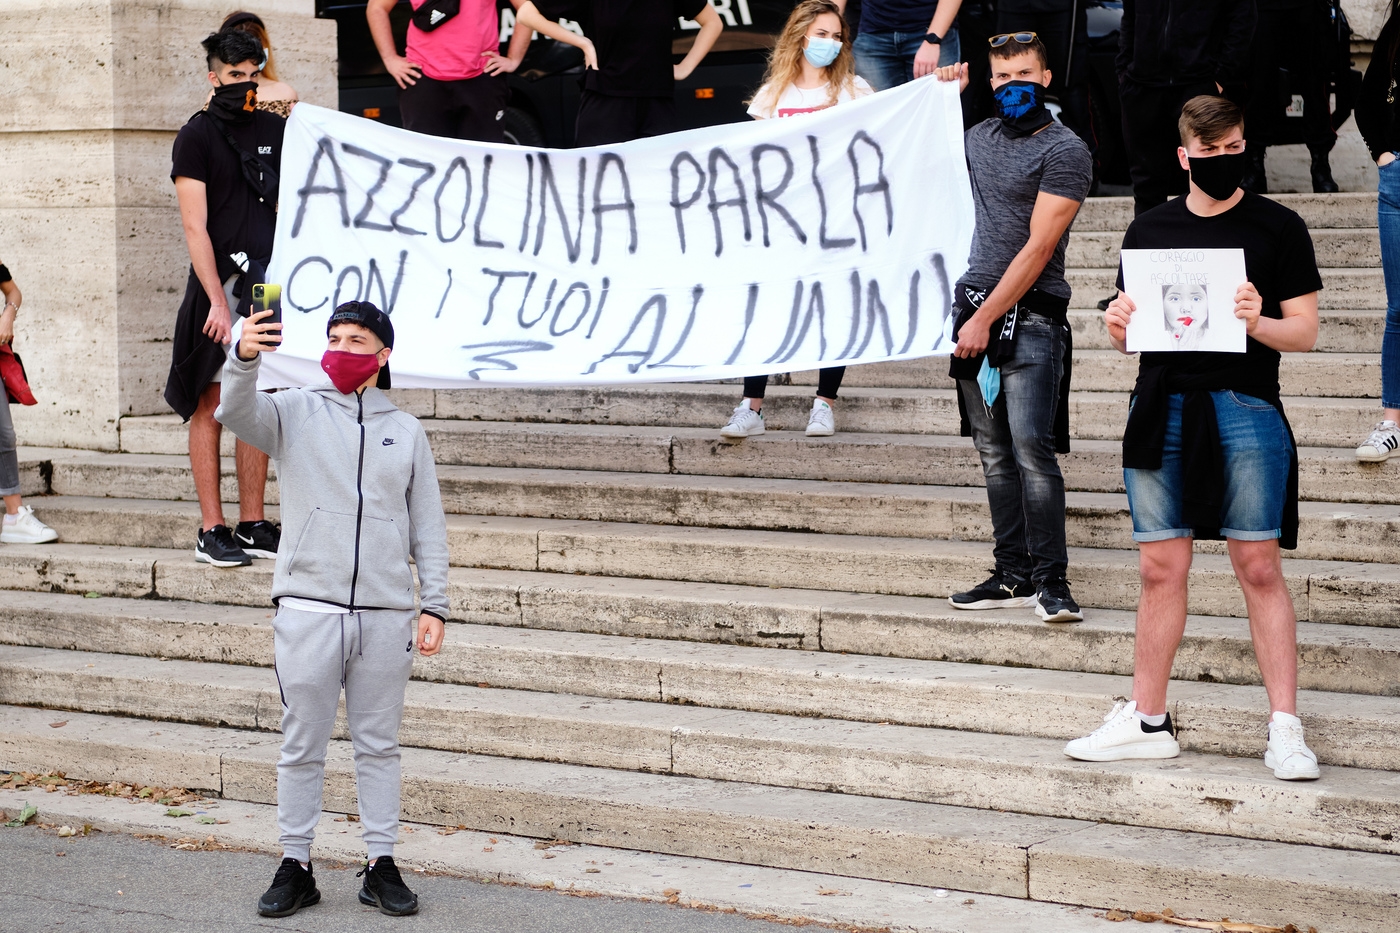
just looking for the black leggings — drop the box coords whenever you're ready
[743,367,846,400]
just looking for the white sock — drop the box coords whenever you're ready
[3,513,15,525]
[1270,711,1301,728]
[1135,711,1167,727]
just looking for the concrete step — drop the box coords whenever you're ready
[1072,192,1377,232]
[785,349,1380,397]
[4,644,1400,853]
[6,591,1400,758]
[5,529,1400,627]
[1069,307,1386,353]
[0,788,1119,933]
[420,384,1386,448]
[31,453,1400,563]
[106,421,1400,506]
[3,705,1396,932]
[1067,227,1381,269]
[1068,267,1382,311]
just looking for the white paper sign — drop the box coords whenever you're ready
[1121,248,1247,353]
[257,77,974,389]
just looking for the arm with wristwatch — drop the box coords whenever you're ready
[833,0,960,77]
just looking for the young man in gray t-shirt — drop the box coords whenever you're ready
[935,34,1093,623]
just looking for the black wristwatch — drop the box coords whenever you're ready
[924,32,942,44]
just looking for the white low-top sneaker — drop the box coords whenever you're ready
[1356,421,1400,462]
[0,505,58,545]
[1264,712,1320,781]
[806,399,835,437]
[1064,699,1181,761]
[720,401,765,439]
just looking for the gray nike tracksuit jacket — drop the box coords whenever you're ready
[215,351,450,619]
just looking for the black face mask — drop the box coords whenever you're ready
[208,80,259,124]
[992,80,1053,137]
[1187,151,1248,201]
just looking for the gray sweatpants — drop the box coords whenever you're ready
[273,606,416,863]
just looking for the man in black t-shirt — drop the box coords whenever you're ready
[514,0,723,146]
[166,29,284,570]
[1066,96,1324,782]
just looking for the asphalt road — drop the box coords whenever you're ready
[1,825,806,933]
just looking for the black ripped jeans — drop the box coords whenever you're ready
[743,367,846,400]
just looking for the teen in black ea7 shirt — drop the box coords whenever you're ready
[1115,191,1323,399]
[170,109,285,262]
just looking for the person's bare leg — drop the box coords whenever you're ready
[747,398,763,411]
[189,383,226,532]
[236,438,268,524]
[3,494,19,515]
[1130,537,1194,716]
[1228,538,1298,715]
[817,396,835,406]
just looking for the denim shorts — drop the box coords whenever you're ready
[1123,391,1292,543]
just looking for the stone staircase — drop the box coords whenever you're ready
[3,193,1399,931]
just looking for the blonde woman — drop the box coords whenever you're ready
[721,0,873,440]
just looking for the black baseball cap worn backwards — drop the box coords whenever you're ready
[327,300,394,389]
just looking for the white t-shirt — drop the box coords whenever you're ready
[747,76,874,120]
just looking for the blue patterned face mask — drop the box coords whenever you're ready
[977,356,1001,409]
[804,36,841,69]
[992,80,1052,137]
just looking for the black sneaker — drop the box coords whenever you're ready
[949,570,1037,610]
[195,525,252,568]
[235,520,281,559]
[1035,578,1084,623]
[257,857,320,917]
[358,856,419,916]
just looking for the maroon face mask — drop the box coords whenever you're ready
[321,350,382,394]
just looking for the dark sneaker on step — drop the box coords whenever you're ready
[257,857,320,917]
[235,519,281,559]
[1035,578,1084,622]
[358,856,419,916]
[195,525,252,568]
[949,570,1037,610]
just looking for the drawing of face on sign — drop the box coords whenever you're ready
[1161,282,1209,350]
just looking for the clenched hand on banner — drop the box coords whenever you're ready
[258,77,973,388]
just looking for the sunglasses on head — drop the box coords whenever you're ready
[988,32,1038,48]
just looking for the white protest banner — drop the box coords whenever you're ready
[259,77,973,388]
[1121,248,1248,353]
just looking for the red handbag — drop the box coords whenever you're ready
[0,344,37,405]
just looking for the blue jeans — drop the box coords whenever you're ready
[1124,392,1292,543]
[958,313,1068,584]
[1378,154,1400,409]
[852,27,961,92]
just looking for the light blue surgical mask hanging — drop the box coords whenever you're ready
[804,36,841,69]
[977,357,1001,410]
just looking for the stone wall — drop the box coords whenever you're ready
[1345,0,1392,41]
[0,1,335,450]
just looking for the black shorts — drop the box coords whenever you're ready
[574,91,676,147]
[398,73,509,143]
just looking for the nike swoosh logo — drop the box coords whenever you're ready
[236,534,253,545]
[383,438,396,446]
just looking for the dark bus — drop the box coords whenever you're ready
[312,1,1132,183]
